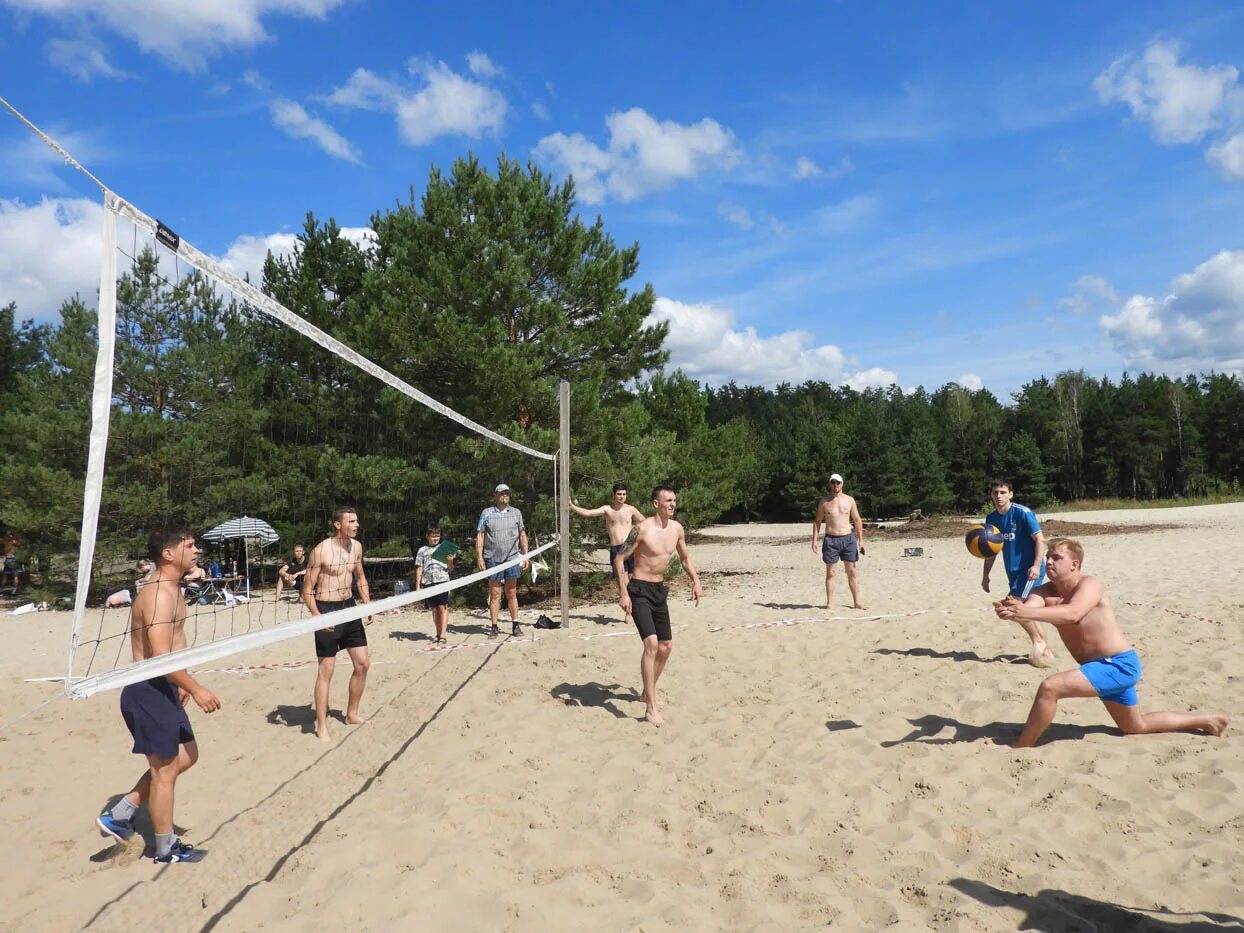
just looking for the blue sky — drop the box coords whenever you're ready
[3,1,1244,400]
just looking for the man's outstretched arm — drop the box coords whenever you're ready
[997,578,1101,625]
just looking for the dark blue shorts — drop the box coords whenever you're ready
[423,592,449,609]
[120,676,194,760]
[609,543,635,576]
[822,534,859,564]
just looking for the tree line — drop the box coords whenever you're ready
[1,154,1241,585]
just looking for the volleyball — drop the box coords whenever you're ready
[964,524,1004,559]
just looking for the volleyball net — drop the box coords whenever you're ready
[60,190,565,699]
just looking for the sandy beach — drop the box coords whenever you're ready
[1,503,1242,931]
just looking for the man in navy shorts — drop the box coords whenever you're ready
[810,473,866,610]
[95,527,221,863]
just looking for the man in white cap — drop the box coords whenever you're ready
[475,483,529,637]
[810,473,866,610]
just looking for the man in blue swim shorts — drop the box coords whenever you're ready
[991,538,1228,748]
[95,528,222,863]
[980,478,1052,667]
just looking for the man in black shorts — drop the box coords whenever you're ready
[303,507,372,742]
[95,527,221,863]
[614,485,703,728]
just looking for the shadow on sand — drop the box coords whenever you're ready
[949,877,1244,931]
[881,714,1118,748]
[266,704,346,735]
[550,681,639,720]
[874,645,1029,665]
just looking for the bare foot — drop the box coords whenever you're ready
[1205,714,1231,737]
[643,708,665,728]
[315,724,333,742]
[852,603,868,610]
[1029,644,1055,668]
[346,714,365,725]
[982,736,1029,749]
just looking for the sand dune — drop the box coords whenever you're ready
[1,504,1241,931]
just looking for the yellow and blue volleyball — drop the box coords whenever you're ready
[964,523,1004,559]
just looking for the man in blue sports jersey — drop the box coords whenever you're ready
[981,478,1052,667]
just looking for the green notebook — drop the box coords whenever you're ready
[429,540,460,562]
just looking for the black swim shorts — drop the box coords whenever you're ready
[119,675,194,759]
[313,597,368,658]
[628,579,671,642]
[609,543,635,577]
[423,592,449,610]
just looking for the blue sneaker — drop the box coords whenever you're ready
[96,813,134,845]
[153,840,206,864]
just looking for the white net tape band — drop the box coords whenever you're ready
[106,195,554,462]
[68,539,558,698]
[66,195,120,688]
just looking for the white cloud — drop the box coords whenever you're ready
[1094,40,1238,144]
[46,36,128,80]
[326,61,507,146]
[647,296,895,389]
[466,50,500,79]
[792,156,852,181]
[956,373,984,391]
[1059,274,1120,314]
[0,199,383,323]
[0,197,103,321]
[531,101,550,122]
[1100,249,1244,370]
[534,107,740,204]
[218,226,376,285]
[2,0,350,70]
[1207,133,1244,180]
[793,157,823,179]
[816,195,878,234]
[0,129,104,192]
[718,202,753,230]
[270,99,362,164]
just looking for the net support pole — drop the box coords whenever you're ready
[558,380,571,630]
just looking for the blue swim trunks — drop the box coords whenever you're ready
[1080,649,1142,706]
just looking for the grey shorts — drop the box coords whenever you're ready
[822,534,859,564]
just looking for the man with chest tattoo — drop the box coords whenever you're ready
[811,473,866,610]
[303,507,372,742]
[613,485,703,728]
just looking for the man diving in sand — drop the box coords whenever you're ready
[989,538,1229,748]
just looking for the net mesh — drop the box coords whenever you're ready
[67,194,559,698]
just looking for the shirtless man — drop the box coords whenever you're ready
[991,538,1229,748]
[810,473,866,610]
[569,482,645,622]
[614,485,703,728]
[303,507,372,742]
[95,528,221,863]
